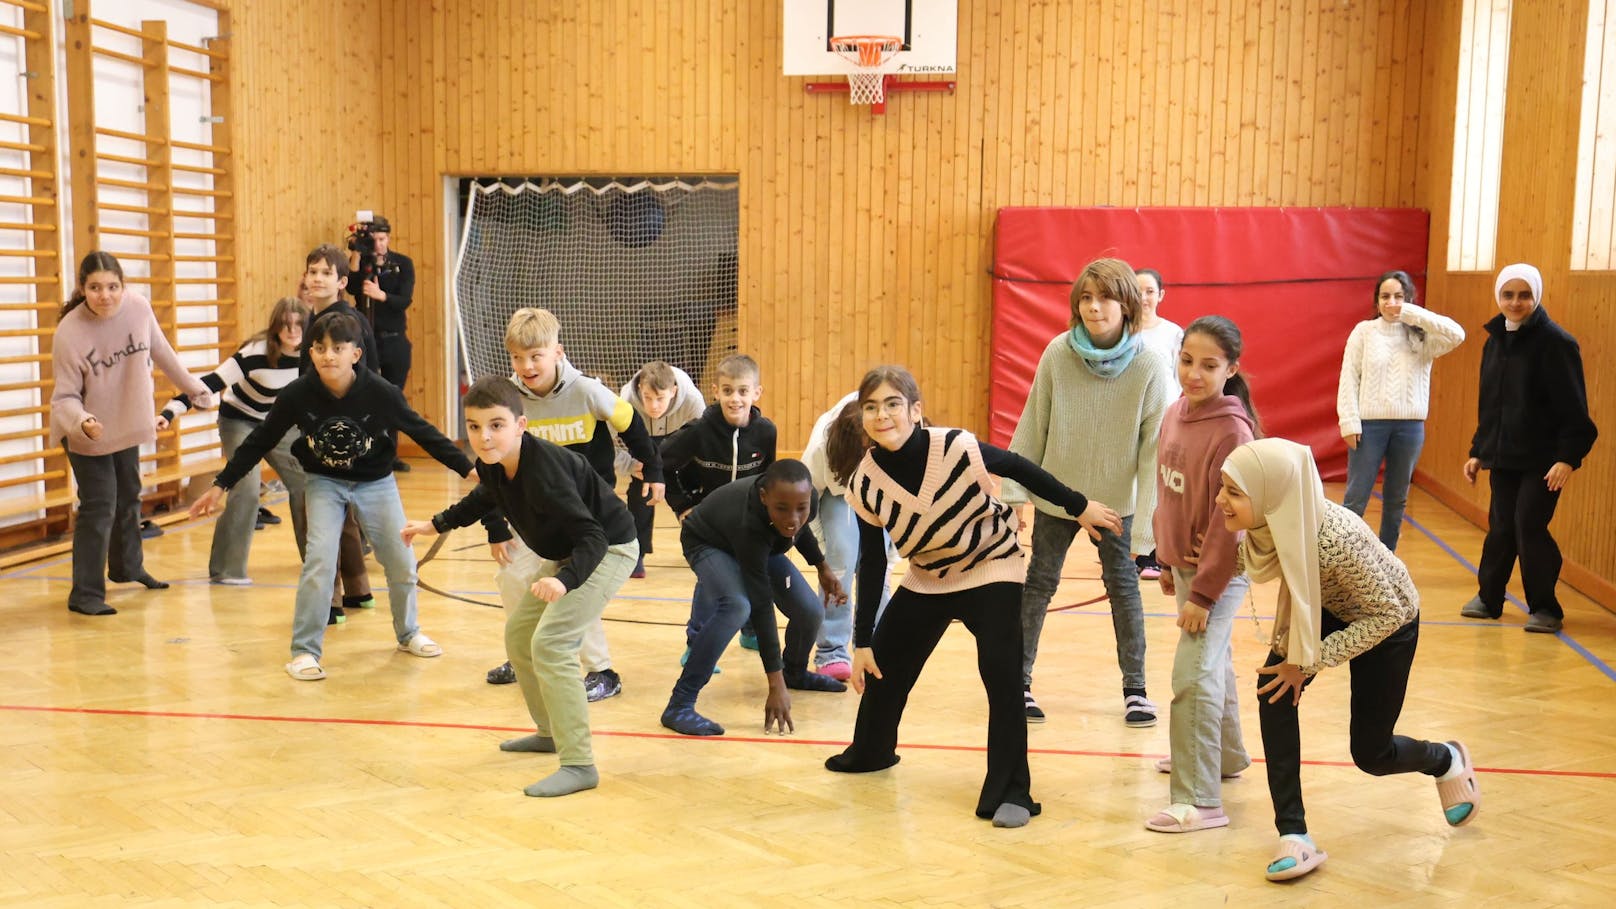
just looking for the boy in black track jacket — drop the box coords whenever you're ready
[660,355,777,516]
[659,355,779,654]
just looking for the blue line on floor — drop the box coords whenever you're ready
[1389,494,1616,684]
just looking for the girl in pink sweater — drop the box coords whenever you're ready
[1147,315,1262,833]
[50,252,213,615]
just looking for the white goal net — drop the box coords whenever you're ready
[452,177,739,395]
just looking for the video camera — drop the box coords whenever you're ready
[345,210,388,313]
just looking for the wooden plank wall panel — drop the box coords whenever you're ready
[1415,0,1616,597]
[276,1,1425,439]
[225,0,382,344]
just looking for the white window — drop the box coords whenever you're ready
[1572,0,1616,270]
[1448,0,1513,272]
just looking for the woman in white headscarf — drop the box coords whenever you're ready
[1460,263,1598,633]
[1219,438,1480,883]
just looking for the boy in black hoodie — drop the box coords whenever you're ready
[403,377,638,797]
[662,460,847,737]
[191,312,474,681]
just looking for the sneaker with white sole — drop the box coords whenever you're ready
[584,669,622,701]
[1024,688,1046,724]
[1124,693,1158,727]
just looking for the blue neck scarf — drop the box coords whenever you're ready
[1067,324,1141,379]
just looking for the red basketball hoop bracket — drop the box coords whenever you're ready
[805,75,957,115]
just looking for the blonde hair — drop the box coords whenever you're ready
[504,307,560,351]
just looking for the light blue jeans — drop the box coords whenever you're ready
[292,474,419,660]
[812,489,893,667]
[1342,419,1425,552]
[1167,566,1250,807]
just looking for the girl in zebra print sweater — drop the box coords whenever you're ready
[823,366,1121,828]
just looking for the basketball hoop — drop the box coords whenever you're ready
[830,35,904,105]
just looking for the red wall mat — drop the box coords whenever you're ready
[990,207,1430,480]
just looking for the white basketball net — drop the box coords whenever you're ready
[452,178,739,394]
[831,36,902,105]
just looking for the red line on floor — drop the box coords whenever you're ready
[5,702,1612,780]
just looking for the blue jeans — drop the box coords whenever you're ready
[293,474,420,660]
[1020,510,1146,690]
[812,489,893,666]
[671,546,822,709]
[1343,419,1425,552]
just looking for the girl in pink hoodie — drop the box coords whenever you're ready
[50,252,213,615]
[1146,315,1262,833]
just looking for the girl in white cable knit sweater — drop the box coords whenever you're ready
[1336,270,1465,551]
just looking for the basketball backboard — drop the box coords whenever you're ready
[782,0,958,75]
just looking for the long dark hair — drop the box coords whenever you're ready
[62,251,124,318]
[824,398,869,487]
[1183,315,1263,438]
[1372,270,1427,350]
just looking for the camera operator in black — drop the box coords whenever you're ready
[348,215,416,472]
[347,215,415,390]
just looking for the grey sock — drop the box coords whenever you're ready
[524,764,599,798]
[499,733,556,753]
[992,803,1032,828]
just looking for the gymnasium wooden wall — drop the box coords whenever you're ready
[226,0,383,337]
[219,0,1613,598]
[343,0,1426,438]
[1414,0,1616,600]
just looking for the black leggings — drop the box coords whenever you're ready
[627,477,655,557]
[828,582,1037,820]
[1258,612,1450,835]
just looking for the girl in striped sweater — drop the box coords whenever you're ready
[161,297,308,584]
[824,366,1121,828]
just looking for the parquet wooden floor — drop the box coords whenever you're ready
[3,466,1614,907]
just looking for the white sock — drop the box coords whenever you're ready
[1437,742,1465,781]
[1281,833,1314,847]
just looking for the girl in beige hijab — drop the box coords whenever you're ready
[1219,438,1480,882]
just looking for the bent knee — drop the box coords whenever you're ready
[1350,745,1399,776]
